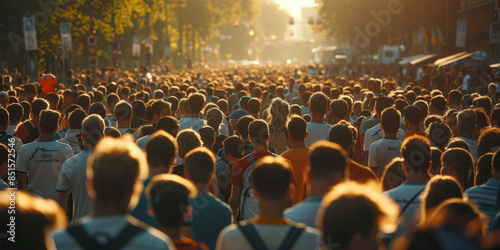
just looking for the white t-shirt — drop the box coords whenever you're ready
[16,140,73,200]
[179,116,205,132]
[384,183,426,238]
[364,124,406,151]
[52,216,175,250]
[458,137,478,159]
[284,197,322,228]
[57,129,82,155]
[463,74,471,91]
[6,124,17,135]
[216,222,321,250]
[368,138,403,174]
[56,150,92,222]
[305,122,331,147]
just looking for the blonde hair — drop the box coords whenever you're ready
[267,98,290,129]
[175,128,202,158]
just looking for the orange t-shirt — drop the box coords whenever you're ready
[349,159,378,183]
[281,147,311,204]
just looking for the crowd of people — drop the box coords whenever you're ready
[1,62,500,249]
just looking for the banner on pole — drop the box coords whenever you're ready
[132,36,141,57]
[60,22,72,50]
[23,16,37,51]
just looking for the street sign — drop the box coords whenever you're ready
[132,36,141,57]
[87,32,96,46]
[145,37,153,54]
[23,16,37,51]
[60,22,72,49]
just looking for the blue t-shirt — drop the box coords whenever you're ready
[130,178,156,227]
[190,193,233,250]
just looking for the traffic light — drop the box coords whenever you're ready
[289,17,294,25]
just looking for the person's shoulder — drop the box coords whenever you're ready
[140,227,175,249]
[218,224,240,239]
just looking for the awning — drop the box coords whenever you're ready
[399,54,425,65]
[437,50,481,67]
[410,54,439,65]
[433,51,467,66]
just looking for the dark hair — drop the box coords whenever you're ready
[252,156,291,199]
[68,108,87,130]
[478,127,500,158]
[156,116,179,137]
[248,119,269,145]
[199,126,215,147]
[491,107,500,126]
[6,103,23,124]
[381,158,405,191]
[457,109,477,136]
[422,176,463,216]
[427,121,452,150]
[146,131,177,170]
[151,100,170,118]
[414,100,429,121]
[447,138,470,152]
[31,99,49,117]
[166,96,179,112]
[114,101,132,121]
[441,148,474,189]
[430,95,447,114]
[131,100,146,119]
[248,98,261,114]
[188,93,206,114]
[89,102,106,119]
[381,107,400,134]
[237,115,255,139]
[448,90,463,106]
[223,136,244,159]
[493,148,500,173]
[0,108,8,127]
[39,109,60,134]
[475,153,493,186]
[185,147,215,183]
[310,141,348,182]
[401,136,431,173]
[287,115,307,141]
[330,99,348,121]
[329,122,356,151]
[75,94,91,111]
[403,105,422,125]
[20,101,31,121]
[309,92,328,115]
[217,99,228,114]
[424,115,443,130]
[375,96,393,115]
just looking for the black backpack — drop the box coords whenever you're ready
[23,121,40,143]
[66,220,147,250]
[0,132,14,148]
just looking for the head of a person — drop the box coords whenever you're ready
[380,107,400,134]
[199,126,215,148]
[491,107,500,127]
[248,119,269,146]
[330,99,349,122]
[0,190,67,249]
[328,121,357,155]
[188,92,206,115]
[475,153,493,186]
[426,121,452,150]
[223,135,244,160]
[175,129,202,158]
[421,175,463,220]
[310,141,349,186]
[287,115,308,143]
[89,102,107,120]
[309,92,329,116]
[87,136,148,211]
[317,182,398,250]
[381,157,405,191]
[75,94,91,112]
[441,148,474,190]
[39,109,60,135]
[248,97,261,115]
[375,96,393,115]
[104,126,121,138]
[252,156,292,202]
[0,108,8,129]
[146,174,197,227]
[430,95,447,115]
[401,135,431,174]
[146,131,178,170]
[205,108,223,133]
[6,103,23,125]
[457,109,477,137]
[472,96,492,116]
[414,100,429,122]
[448,90,463,107]
[268,98,290,128]
[156,116,180,137]
[31,98,49,117]
[151,100,171,124]
[236,115,254,139]
[403,105,422,126]
[81,114,105,147]
[114,100,133,122]
[184,147,215,184]
[68,108,86,130]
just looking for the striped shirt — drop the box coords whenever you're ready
[465,178,500,225]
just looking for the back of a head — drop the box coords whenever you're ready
[248,119,269,145]
[448,90,463,105]
[403,105,422,125]
[223,135,244,159]
[422,175,463,216]
[87,136,148,207]
[426,199,483,237]
[188,92,206,114]
[317,182,398,250]
[176,129,202,158]
[330,99,348,121]
[252,156,291,200]
[427,121,452,149]
[401,135,431,173]
[430,95,447,114]
[206,108,223,131]
[441,148,473,189]
[7,103,23,124]
[493,148,500,173]
[287,115,307,142]
[131,100,146,118]
[375,96,393,114]
[31,98,49,117]
[68,108,87,130]
[0,108,8,127]
[185,147,215,184]
[89,102,107,119]
[156,116,179,136]
[475,153,493,186]
[76,94,91,111]
[82,114,105,146]
[381,107,401,134]
[39,109,60,134]
[309,92,328,115]
[381,157,405,191]
[248,98,261,114]
[447,138,470,151]
[199,126,215,147]
[146,129,176,168]
[457,109,477,136]
[237,115,254,138]
[329,122,356,151]
[114,100,133,121]
[146,174,196,227]
[310,141,348,183]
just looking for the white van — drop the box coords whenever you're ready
[378,45,402,64]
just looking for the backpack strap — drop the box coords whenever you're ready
[238,222,268,250]
[400,188,425,216]
[277,225,304,250]
[67,221,146,250]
